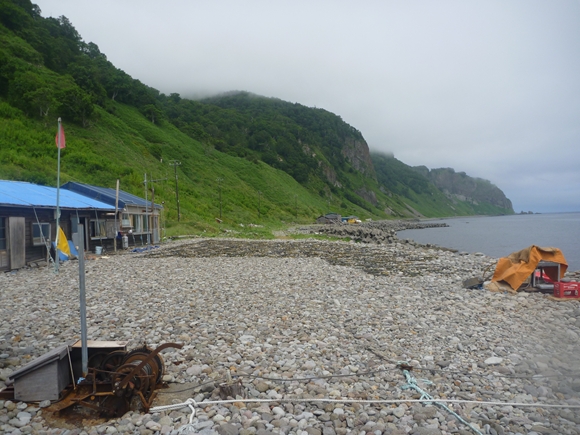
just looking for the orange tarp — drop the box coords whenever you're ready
[491,245,567,291]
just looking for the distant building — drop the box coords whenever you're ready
[316,212,342,224]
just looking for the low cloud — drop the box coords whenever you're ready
[35,0,580,212]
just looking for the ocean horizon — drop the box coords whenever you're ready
[397,212,580,272]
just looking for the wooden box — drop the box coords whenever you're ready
[8,344,71,402]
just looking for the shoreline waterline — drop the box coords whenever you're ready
[397,212,580,272]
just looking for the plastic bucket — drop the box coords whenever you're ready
[95,246,103,255]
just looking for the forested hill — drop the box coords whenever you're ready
[412,166,513,211]
[159,91,376,186]
[0,0,514,236]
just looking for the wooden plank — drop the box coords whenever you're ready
[14,363,61,402]
[0,251,7,271]
[9,216,25,269]
[70,340,128,349]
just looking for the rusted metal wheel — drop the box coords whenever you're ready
[122,346,165,384]
[98,350,128,381]
[111,363,150,397]
[87,352,108,369]
[122,352,160,388]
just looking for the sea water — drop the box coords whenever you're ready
[397,212,580,272]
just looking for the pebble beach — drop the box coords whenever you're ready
[1,233,580,435]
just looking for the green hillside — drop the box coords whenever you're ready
[0,0,513,238]
[412,166,513,212]
[372,153,514,217]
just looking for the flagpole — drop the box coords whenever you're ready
[55,117,62,273]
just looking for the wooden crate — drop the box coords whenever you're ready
[9,344,71,402]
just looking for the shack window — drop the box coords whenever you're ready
[0,217,6,249]
[121,213,132,228]
[89,220,106,239]
[134,215,142,233]
[32,222,50,246]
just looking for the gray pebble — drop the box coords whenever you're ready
[0,237,578,434]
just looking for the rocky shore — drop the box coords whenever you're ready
[1,236,580,435]
[294,221,449,246]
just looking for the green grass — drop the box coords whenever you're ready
[0,99,341,236]
[0,96,513,239]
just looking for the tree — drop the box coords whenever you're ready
[141,104,162,124]
[0,0,34,32]
[56,79,94,126]
[69,57,107,104]
[7,70,55,117]
[27,86,56,117]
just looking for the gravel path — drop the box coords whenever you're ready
[1,238,580,435]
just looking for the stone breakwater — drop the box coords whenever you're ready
[0,238,579,435]
[297,221,449,247]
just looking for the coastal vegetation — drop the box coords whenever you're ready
[0,0,514,237]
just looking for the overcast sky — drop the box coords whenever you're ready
[34,0,580,213]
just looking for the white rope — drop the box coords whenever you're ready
[150,396,580,414]
[151,398,197,413]
[175,399,197,434]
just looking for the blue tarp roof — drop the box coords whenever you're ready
[61,182,162,210]
[0,180,115,210]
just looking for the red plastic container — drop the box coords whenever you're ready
[553,281,580,298]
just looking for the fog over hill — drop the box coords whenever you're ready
[1,0,514,227]
[32,0,580,213]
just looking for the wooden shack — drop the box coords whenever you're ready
[0,180,115,272]
[315,212,342,224]
[61,182,163,247]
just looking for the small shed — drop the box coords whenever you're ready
[7,344,71,402]
[316,212,342,225]
[6,340,128,402]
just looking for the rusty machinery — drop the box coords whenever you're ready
[47,342,183,417]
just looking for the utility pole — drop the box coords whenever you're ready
[144,173,167,246]
[169,161,181,222]
[216,177,223,219]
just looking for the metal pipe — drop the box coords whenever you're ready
[115,179,119,253]
[78,224,88,376]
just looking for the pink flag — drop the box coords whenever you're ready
[55,123,66,149]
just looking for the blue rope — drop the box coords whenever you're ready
[401,369,484,435]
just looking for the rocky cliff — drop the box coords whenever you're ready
[341,137,376,178]
[413,166,514,212]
